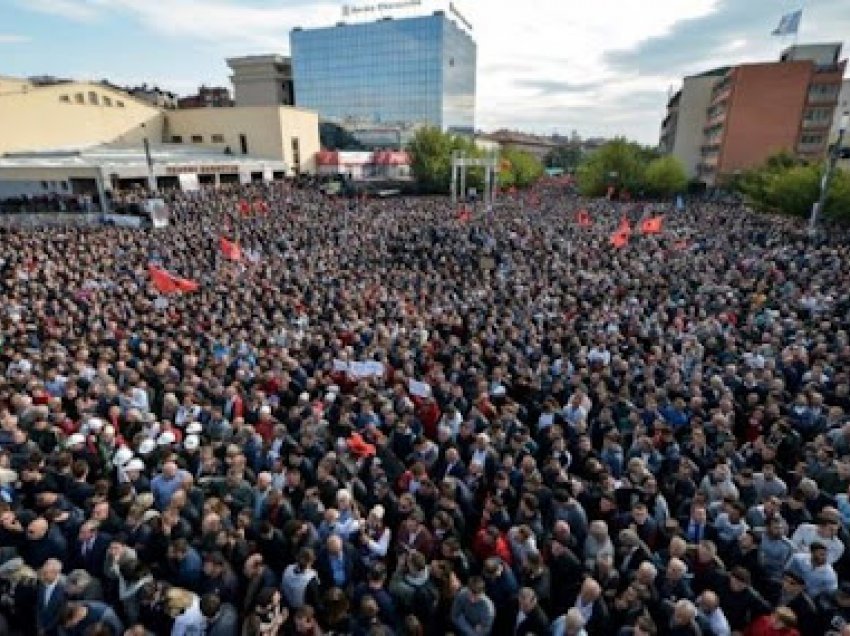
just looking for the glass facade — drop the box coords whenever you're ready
[291,13,475,132]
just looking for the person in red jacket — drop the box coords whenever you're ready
[472,525,513,567]
[746,608,800,636]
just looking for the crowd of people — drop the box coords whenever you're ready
[0,179,849,636]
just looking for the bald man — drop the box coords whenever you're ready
[24,517,66,569]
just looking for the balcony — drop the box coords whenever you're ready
[808,84,840,105]
[797,141,826,156]
[802,117,833,130]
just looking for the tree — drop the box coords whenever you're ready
[544,145,582,172]
[576,138,647,197]
[730,151,850,221]
[500,148,544,189]
[644,156,688,196]
[407,127,486,194]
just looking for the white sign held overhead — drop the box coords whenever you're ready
[408,379,432,398]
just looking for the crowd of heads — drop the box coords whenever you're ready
[0,179,849,636]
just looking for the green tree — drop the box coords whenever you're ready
[731,151,850,220]
[544,145,582,172]
[576,138,647,196]
[407,127,484,194]
[644,156,688,196]
[501,148,544,189]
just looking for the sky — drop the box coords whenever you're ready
[1,0,849,144]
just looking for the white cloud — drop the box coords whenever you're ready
[10,0,850,142]
[17,0,102,21]
[0,34,30,43]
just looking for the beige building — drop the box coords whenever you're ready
[0,75,320,198]
[227,55,294,107]
[659,68,728,179]
[165,105,318,174]
[0,80,166,153]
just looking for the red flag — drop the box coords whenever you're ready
[148,265,198,294]
[576,209,592,227]
[174,276,199,292]
[238,199,251,216]
[640,216,664,235]
[219,237,242,261]
[617,217,632,236]
[610,231,629,249]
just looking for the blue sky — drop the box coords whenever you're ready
[2,0,848,143]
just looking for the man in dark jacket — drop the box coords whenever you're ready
[200,594,240,636]
[717,567,772,633]
[513,587,549,636]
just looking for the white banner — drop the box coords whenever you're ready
[178,173,200,192]
[334,359,384,378]
[408,379,432,398]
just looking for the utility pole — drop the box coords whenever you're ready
[810,110,848,234]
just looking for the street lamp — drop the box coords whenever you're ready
[141,122,156,193]
[810,110,849,234]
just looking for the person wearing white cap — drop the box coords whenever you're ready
[184,435,200,452]
[122,458,150,492]
[67,433,86,449]
[186,422,203,435]
[157,431,176,447]
[138,438,157,456]
[113,446,134,469]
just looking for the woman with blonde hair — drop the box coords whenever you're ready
[164,586,205,636]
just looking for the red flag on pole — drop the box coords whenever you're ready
[219,237,242,261]
[617,217,632,236]
[610,231,629,249]
[640,216,664,235]
[576,209,592,227]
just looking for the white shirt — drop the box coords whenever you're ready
[701,608,731,636]
[43,581,58,607]
[791,524,844,564]
[172,596,206,636]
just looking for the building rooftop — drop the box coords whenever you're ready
[0,144,283,170]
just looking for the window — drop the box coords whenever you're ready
[239,134,248,155]
[801,134,824,145]
[103,96,112,106]
[59,95,70,103]
[211,134,225,143]
[291,138,301,171]
[171,135,183,143]
[74,93,84,104]
[191,135,204,143]
[116,100,125,107]
[88,91,99,105]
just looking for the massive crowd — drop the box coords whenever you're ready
[0,180,849,636]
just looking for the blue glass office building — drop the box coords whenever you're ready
[291,12,476,132]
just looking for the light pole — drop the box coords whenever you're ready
[810,110,849,234]
[141,122,156,193]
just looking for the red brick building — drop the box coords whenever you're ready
[686,43,845,184]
